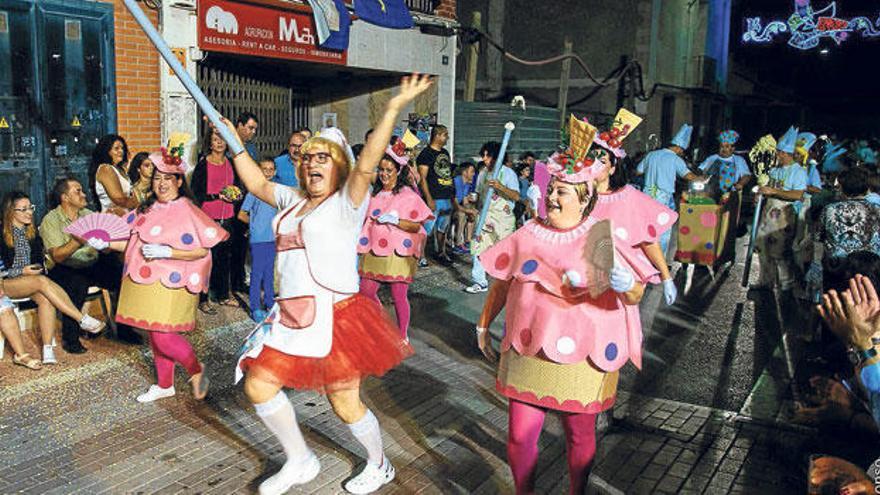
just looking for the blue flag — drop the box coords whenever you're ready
[354,0,414,29]
[309,0,351,51]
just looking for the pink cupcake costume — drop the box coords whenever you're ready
[477,110,664,494]
[357,147,434,339]
[113,143,226,403]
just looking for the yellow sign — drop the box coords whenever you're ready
[401,129,421,148]
[169,48,187,75]
[0,117,8,129]
[569,114,597,159]
[71,116,81,128]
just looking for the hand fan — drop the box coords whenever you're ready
[64,212,132,242]
[582,219,616,299]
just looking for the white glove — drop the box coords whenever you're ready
[86,237,109,251]
[142,244,173,259]
[662,279,677,305]
[377,212,400,225]
[609,265,635,294]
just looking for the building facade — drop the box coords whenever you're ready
[0,0,160,213]
[455,0,733,162]
[0,0,455,212]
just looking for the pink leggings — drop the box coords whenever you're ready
[358,279,410,339]
[507,399,597,495]
[149,331,202,388]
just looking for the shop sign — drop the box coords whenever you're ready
[198,0,346,65]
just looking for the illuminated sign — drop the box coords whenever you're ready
[742,0,880,50]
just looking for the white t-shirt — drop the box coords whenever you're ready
[96,164,132,212]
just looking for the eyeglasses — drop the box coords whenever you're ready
[303,152,332,164]
[13,205,36,212]
[289,143,302,149]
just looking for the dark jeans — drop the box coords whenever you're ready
[47,254,130,346]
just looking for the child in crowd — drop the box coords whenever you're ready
[238,159,279,322]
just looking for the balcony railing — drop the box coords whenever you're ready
[405,0,439,15]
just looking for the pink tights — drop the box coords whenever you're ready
[149,331,202,388]
[507,399,597,495]
[358,279,411,339]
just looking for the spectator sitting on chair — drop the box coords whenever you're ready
[89,134,139,215]
[39,178,142,354]
[0,285,41,370]
[1,192,105,364]
[452,162,478,255]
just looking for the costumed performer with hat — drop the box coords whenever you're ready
[219,74,431,495]
[752,126,809,292]
[585,110,681,306]
[87,135,224,403]
[357,143,434,341]
[698,130,752,194]
[636,123,702,255]
[474,120,675,494]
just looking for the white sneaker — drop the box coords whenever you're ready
[79,315,106,334]
[344,457,395,494]
[136,385,176,403]
[464,283,488,294]
[42,345,57,365]
[259,452,321,495]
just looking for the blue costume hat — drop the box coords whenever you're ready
[776,126,799,154]
[718,130,739,145]
[671,124,693,149]
[797,132,817,151]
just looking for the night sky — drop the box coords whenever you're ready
[732,0,880,135]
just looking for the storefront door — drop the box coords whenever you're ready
[0,0,115,214]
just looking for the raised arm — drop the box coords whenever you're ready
[214,118,278,207]
[348,74,434,207]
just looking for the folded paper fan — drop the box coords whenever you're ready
[64,212,131,242]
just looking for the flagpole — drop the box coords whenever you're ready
[120,0,245,156]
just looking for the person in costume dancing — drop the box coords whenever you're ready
[222,75,430,495]
[87,143,223,403]
[476,136,672,494]
[357,145,433,341]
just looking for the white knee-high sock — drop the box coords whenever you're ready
[255,391,311,463]
[347,409,384,466]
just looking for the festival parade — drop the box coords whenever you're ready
[2,1,880,494]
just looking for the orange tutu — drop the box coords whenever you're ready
[240,295,413,392]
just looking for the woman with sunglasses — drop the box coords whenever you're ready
[0,192,105,364]
[220,74,431,495]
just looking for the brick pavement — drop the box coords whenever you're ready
[0,262,849,494]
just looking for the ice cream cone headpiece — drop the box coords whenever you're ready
[719,130,740,145]
[150,132,191,175]
[547,109,642,186]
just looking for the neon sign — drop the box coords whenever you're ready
[742,0,880,50]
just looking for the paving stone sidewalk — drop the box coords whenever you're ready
[0,261,854,494]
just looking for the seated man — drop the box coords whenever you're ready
[452,162,478,254]
[39,178,141,354]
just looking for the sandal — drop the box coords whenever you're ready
[190,365,209,400]
[218,299,239,307]
[199,302,217,315]
[13,353,42,370]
